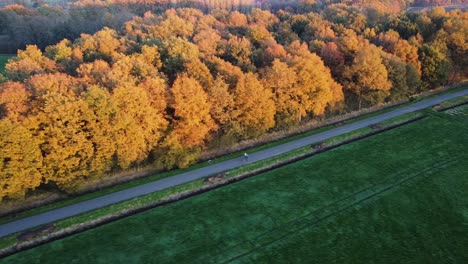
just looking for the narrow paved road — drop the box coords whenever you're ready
[1,89,467,238]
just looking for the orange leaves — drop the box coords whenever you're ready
[0,119,42,201]
[5,45,57,81]
[36,93,95,191]
[27,73,83,98]
[77,60,111,86]
[45,39,73,62]
[233,72,275,139]
[194,29,222,57]
[261,59,299,127]
[112,84,168,169]
[78,27,121,62]
[170,74,216,147]
[157,13,194,39]
[228,11,248,28]
[207,77,234,126]
[0,82,30,120]
[287,44,344,117]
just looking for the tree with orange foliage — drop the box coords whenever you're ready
[0,81,30,121]
[77,27,121,63]
[233,72,275,139]
[156,12,194,39]
[0,118,43,201]
[206,76,237,147]
[77,60,112,87]
[34,92,96,192]
[227,11,248,28]
[253,38,287,67]
[207,56,244,88]
[163,37,200,79]
[394,39,422,75]
[112,83,168,169]
[184,59,214,89]
[261,59,299,128]
[320,42,345,75]
[224,35,254,71]
[194,28,222,58]
[170,74,216,147]
[5,45,57,81]
[153,74,216,169]
[82,85,118,176]
[286,41,344,117]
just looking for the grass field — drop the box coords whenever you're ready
[0,55,13,74]
[2,112,467,263]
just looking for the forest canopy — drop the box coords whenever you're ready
[0,1,467,201]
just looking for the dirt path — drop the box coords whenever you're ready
[0,89,467,238]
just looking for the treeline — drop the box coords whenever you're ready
[413,1,466,5]
[0,0,433,53]
[0,5,467,201]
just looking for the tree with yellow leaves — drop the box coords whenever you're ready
[111,83,168,169]
[261,59,299,128]
[5,45,57,81]
[0,82,31,121]
[82,85,118,175]
[286,41,344,117]
[77,27,121,63]
[35,92,96,192]
[233,72,275,139]
[206,76,237,147]
[170,74,216,147]
[0,119,43,201]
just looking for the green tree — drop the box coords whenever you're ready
[420,44,450,87]
[344,45,391,109]
[383,55,409,101]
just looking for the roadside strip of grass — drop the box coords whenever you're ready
[0,109,428,257]
[434,95,468,110]
[1,84,466,224]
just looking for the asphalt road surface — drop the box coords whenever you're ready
[1,89,467,238]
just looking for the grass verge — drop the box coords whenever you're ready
[435,95,468,110]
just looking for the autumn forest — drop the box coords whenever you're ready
[0,0,466,201]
